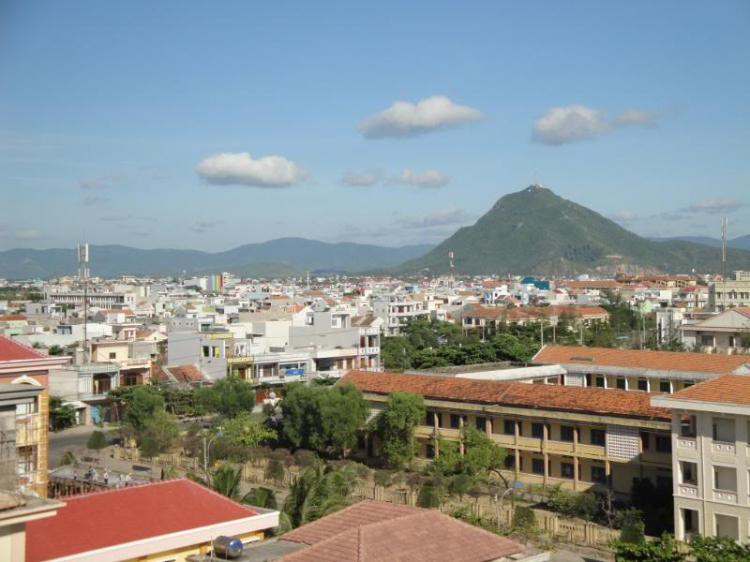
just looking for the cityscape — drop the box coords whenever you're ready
[2,2,750,562]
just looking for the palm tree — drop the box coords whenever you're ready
[211,464,243,500]
[243,487,278,510]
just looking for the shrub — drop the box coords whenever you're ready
[416,479,443,509]
[266,458,285,486]
[373,470,392,488]
[617,508,646,545]
[513,506,537,530]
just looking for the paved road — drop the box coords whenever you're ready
[48,425,102,468]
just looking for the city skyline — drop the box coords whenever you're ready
[2,1,749,251]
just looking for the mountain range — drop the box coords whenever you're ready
[649,235,750,251]
[391,185,750,276]
[0,239,434,279]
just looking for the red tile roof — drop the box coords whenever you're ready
[26,479,259,562]
[534,345,750,375]
[0,314,28,321]
[342,370,670,421]
[667,374,750,406]
[280,500,523,562]
[165,364,204,383]
[465,305,609,320]
[0,334,45,361]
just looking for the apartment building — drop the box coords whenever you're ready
[708,271,750,312]
[372,294,429,336]
[652,375,750,543]
[0,335,71,497]
[680,307,750,353]
[43,288,136,309]
[345,371,672,498]
[534,345,750,394]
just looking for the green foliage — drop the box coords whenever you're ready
[243,487,278,510]
[416,478,444,508]
[690,534,750,562]
[280,382,368,458]
[512,506,537,531]
[222,412,276,449]
[211,464,243,500]
[373,392,425,469]
[430,439,462,475]
[87,430,107,451]
[545,485,598,521]
[121,386,166,430]
[48,345,64,356]
[49,396,77,430]
[59,450,75,466]
[139,410,180,458]
[611,533,685,562]
[448,473,474,502]
[265,459,286,486]
[373,470,392,487]
[462,426,506,476]
[282,465,359,530]
[194,375,255,418]
[617,509,646,545]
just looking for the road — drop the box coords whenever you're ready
[48,425,102,468]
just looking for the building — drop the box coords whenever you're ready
[372,294,429,336]
[43,289,136,309]
[652,375,750,543]
[0,335,70,496]
[344,370,672,498]
[0,491,63,562]
[462,305,610,332]
[533,345,750,394]
[680,307,750,353]
[708,271,750,312]
[25,479,279,562]
[193,500,537,562]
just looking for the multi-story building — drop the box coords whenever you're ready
[462,306,610,332]
[652,375,750,543]
[680,307,750,353]
[43,288,136,309]
[0,335,71,497]
[372,294,429,336]
[346,370,673,498]
[708,271,750,312]
[533,345,750,394]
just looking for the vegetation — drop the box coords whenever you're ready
[280,382,368,458]
[512,505,537,531]
[86,431,107,458]
[194,375,255,419]
[690,534,750,562]
[373,392,425,469]
[49,396,77,430]
[139,410,181,459]
[545,485,598,521]
[611,533,685,562]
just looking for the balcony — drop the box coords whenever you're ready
[15,414,43,447]
[712,441,736,456]
[677,484,700,499]
[713,489,738,504]
[358,347,380,356]
[676,437,697,451]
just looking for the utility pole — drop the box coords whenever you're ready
[721,217,728,311]
[78,243,90,364]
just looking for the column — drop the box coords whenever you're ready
[543,424,549,486]
[486,417,493,436]
[605,459,612,490]
[574,458,579,491]
[459,415,465,455]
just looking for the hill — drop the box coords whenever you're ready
[391,185,750,276]
[651,235,750,251]
[0,239,434,279]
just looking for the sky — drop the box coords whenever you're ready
[1,1,749,251]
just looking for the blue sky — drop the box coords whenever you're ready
[1,1,749,251]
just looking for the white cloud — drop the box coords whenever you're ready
[533,105,608,145]
[14,229,43,241]
[393,169,450,188]
[613,109,659,127]
[357,95,482,139]
[397,209,476,229]
[341,169,383,187]
[193,220,224,233]
[195,152,308,188]
[78,174,123,190]
[686,199,747,214]
[608,210,638,224]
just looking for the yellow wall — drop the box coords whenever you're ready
[131,530,265,562]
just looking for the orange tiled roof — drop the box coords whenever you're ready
[667,374,750,406]
[341,370,670,420]
[534,345,750,375]
[0,314,28,321]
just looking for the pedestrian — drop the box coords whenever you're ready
[86,466,93,480]
[103,469,109,486]
[125,473,132,486]
[119,473,125,488]
[91,468,98,482]
[72,470,78,482]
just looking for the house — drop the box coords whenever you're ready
[192,500,537,562]
[680,307,750,353]
[708,271,750,312]
[533,345,750,394]
[0,335,71,496]
[25,479,279,562]
[343,370,673,498]
[652,375,750,543]
[0,491,63,562]
[462,305,610,331]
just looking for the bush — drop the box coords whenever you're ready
[546,486,598,521]
[293,449,320,469]
[265,458,285,486]
[59,450,75,466]
[617,509,646,545]
[374,470,392,488]
[512,506,537,530]
[417,479,443,509]
[87,430,107,452]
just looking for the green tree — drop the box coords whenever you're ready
[139,410,180,459]
[462,426,507,477]
[87,430,107,459]
[211,463,244,499]
[448,473,474,502]
[611,533,685,562]
[374,392,425,469]
[690,534,750,562]
[122,386,166,430]
[416,478,444,508]
[265,459,286,486]
[194,375,255,418]
[243,487,278,510]
[222,412,277,449]
[281,382,367,458]
[49,396,77,430]
[282,465,358,530]
[48,345,64,356]
[617,509,646,545]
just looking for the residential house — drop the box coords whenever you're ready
[680,307,750,353]
[708,271,750,312]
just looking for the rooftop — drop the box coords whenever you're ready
[533,345,750,375]
[342,370,670,421]
[660,374,750,407]
[0,334,45,361]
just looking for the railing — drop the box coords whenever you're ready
[677,484,699,498]
[15,414,43,447]
[712,441,736,455]
[676,437,696,451]
[713,489,738,504]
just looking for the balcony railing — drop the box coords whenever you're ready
[677,484,700,498]
[714,489,738,504]
[15,414,43,447]
[712,441,736,456]
[677,437,697,451]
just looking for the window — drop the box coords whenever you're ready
[637,378,649,391]
[680,461,697,486]
[640,432,650,450]
[475,417,487,432]
[591,466,607,484]
[532,422,545,439]
[202,345,210,357]
[683,380,695,388]
[659,380,672,393]
[425,444,435,459]
[713,418,736,443]
[701,335,714,347]
[590,428,606,447]
[503,420,516,436]
[504,455,515,470]
[561,462,574,479]
[681,415,696,438]
[108,352,116,359]
[656,435,672,453]
[532,458,545,475]
[585,374,592,387]
[595,376,605,388]
[560,426,575,442]
[450,414,463,429]
[616,378,626,390]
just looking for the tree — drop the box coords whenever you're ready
[282,465,358,530]
[122,386,166,430]
[211,464,243,499]
[611,533,685,562]
[462,426,507,477]
[243,487,278,510]
[265,459,285,486]
[87,430,107,460]
[194,375,255,419]
[281,382,367,458]
[139,410,180,459]
[222,412,277,449]
[513,506,537,531]
[373,392,425,469]
[50,396,77,430]
[617,509,646,545]
[48,345,64,356]
[416,478,443,508]
[448,473,474,502]
[690,534,750,562]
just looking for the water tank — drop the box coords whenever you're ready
[211,536,243,559]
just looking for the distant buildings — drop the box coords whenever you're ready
[708,271,750,312]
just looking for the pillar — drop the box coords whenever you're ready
[459,415,465,455]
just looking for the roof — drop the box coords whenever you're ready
[666,374,750,406]
[534,345,750,375]
[0,314,28,321]
[342,370,670,421]
[464,305,609,320]
[0,334,45,361]
[26,479,260,562]
[164,364,205,383]
[280,500,524,562]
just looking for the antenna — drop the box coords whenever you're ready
[721,217,728,311]
[449,251,455,288]
[78,243,90,364]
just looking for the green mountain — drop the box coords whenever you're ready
[392,185,750,276]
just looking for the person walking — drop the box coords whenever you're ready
[125,473,132,487]
[118,473,125,488]
[103,469,109,486]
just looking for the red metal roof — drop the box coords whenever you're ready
[26,479,259,561]
[0,334,45,361]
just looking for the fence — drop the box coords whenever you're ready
[112,446,621,550]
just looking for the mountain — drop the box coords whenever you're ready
[650,235,750,251]
[0,239,434,279]
[391,185,750,276]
